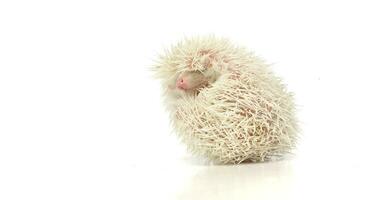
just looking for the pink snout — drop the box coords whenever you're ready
[176,77,188,90]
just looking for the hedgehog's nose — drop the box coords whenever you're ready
[176,77,187,90]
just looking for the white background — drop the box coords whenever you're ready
[1,0,371,199]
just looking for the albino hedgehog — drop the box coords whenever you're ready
[154,36,298,164]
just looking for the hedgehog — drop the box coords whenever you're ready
[153,36,298,164]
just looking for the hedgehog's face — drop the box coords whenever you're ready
[163,69,219,98]
[155,40,222,98]
[175,71,208,91]
[161,70,206,99]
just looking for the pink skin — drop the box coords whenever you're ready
[176,76,188,90]
[175,71,208,91]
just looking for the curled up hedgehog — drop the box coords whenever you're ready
[153,36,298,164]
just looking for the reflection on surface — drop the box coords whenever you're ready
[176,160,294,200]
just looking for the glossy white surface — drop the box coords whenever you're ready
[125,144,372,200]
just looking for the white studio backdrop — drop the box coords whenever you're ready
[0,0,371,199]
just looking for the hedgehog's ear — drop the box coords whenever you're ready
[203,68,220,83]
